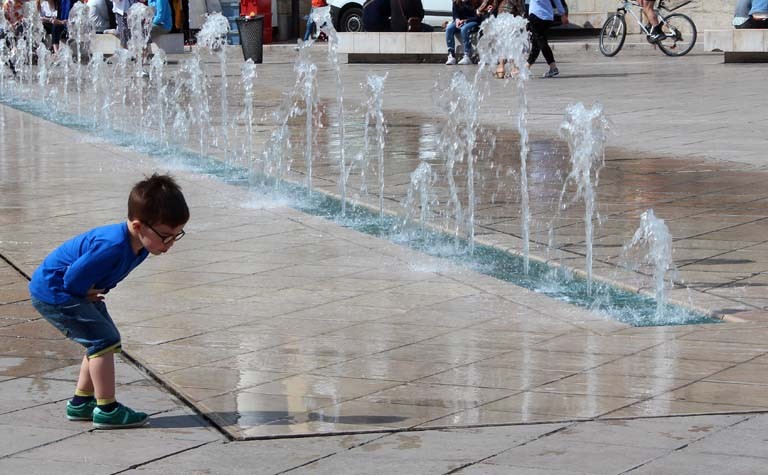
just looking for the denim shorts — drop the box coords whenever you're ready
[31,297,122,358]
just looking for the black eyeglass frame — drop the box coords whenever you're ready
[144,222,186,244]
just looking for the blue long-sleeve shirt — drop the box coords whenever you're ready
[452,0,481,23]
[149,0,172,31]
[29,223,148,305]
[528,0,564,21]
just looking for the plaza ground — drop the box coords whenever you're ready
[1,45,768,473]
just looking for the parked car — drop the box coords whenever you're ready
[328,0,453,32]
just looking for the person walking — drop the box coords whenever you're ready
[526,0,567,78]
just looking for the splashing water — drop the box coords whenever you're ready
[112,48,131,121]
[0,20,9,97]
[51,42,74,115]
[477,13,529,79]
[362,73,388,222]
[559,102,610,294]
[176,54,210,157]
[149,50,168,144]
[313,6,349,215]
[258,58,310,189]
[477,13,533,272]
[87,51,104,126]
[67,2,93,115]
[0,13,714,327]
[296,55,318,195]
[240,59,257,170]
[620,209,675,320]
[400,161,436,236]
[36,43,50,88]
[22,3,44,87]
[127,3,153,119]
[127,3,153,58]
[197,13,231,161]
[196,12,230,50]
[434,74,465,242]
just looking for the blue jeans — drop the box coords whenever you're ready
[303,8,316,41]
[32,297,122,358]
[751,0,768,14]
[445,21,478,56]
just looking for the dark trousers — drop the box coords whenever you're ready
[735,17,768,29]
[43,22,67,46]
[527,14,555,65]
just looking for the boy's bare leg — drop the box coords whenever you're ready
[89,352,116,402]
[75,354,95,393]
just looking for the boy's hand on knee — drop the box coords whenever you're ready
[86,288,106,302]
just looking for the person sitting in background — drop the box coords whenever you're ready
[734,0,768,29]
[39,0,63,51]
[445,0,481,65]
[390,0,432,31]
[362,0,390,31]
[148,0,172,41]
[3,0,25,34]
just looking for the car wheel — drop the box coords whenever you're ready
[340,7,364,32]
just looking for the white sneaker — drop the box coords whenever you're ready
[445,54,457,65]
[458,54,472,65]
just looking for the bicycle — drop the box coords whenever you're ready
[599,0,697,57]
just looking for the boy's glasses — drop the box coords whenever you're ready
[144,223,185,244]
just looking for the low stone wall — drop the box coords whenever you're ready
[91,32,185,57]
[703,29,768,62]
[337,32,452,56]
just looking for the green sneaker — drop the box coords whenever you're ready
[92,403,149,429]
[66,399,97,421]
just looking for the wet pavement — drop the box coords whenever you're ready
[1,47,768,472]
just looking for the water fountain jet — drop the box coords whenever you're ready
[620,209,675,321]
[558,102,610,294]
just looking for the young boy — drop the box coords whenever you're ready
[29,173,189,429]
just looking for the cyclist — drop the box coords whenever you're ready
[641,0,666,43]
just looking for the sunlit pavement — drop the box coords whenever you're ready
[2,47,768,473]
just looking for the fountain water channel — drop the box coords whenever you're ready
[0,11,715,326]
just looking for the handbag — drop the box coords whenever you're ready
[407,16,422,31]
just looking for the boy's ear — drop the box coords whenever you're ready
[129,219,142,231]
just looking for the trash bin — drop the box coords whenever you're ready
[236,15,264,63]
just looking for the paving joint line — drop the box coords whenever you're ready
[618,413,756,474]
[110,440,219,474]
[442,422,578,474]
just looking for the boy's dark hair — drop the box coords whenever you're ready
[128,173,189,227]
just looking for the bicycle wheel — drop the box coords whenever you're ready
[599,14,627,57]
[657,13,697,57]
